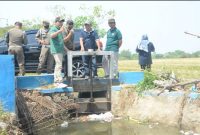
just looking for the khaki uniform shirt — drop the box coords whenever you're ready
[6,28,27,46]
[35,28,50,45]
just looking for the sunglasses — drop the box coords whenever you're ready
[108,22,115,24]
[68,23,74,25]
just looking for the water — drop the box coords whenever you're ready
[38,119,180,135]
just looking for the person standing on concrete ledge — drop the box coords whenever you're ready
[80,20,101,79]
[136,34,155,71]
[36,20,54,74]
[102,18,122,78]
[6,22,27,76]
[49,17,67,88]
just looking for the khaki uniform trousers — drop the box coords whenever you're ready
[37,45,54,73]
[8,46,25,75]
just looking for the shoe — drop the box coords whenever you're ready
[47,71,53,74]
[104,75,109,78]
[93,75,99,79]
[54,83,68,88]
[85,75,89,80]
[113,74,118,79]
[93,75,98,78]
[18,72,25,76]
[36,70,41,74]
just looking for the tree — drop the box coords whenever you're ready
[47,5,68,19]
[0,26,12,37]
[131,53,138,60]
[1,5,115,38]
[21,18,42,30]
[74,5,116,38]
[152,53,164,59]
[164,50,191,58]
[48,5,116,38]
[119,49,132,60]
[191,51,200,57]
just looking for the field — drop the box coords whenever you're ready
[26,58,200,81]
[118,58,200,80]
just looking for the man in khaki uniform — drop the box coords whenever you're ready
[35,21,54,74]
[62,19,74,78]
[6,22,27,76]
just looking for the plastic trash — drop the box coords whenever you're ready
[61,121,69,128]
[88,112,114,122]
[191,85,198,92]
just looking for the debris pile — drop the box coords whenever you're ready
[16,90,79,134]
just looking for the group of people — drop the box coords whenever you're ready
[6,16,155,88]
[6,17,123,88]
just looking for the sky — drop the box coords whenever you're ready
[0,1,200,54]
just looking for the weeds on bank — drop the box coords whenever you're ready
[0,105,9,122]
[135,71,159,94]
[0,104,9,135]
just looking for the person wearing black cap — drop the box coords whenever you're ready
[62,19,74,78]
[6,21,27,76]
[102,18,122,78]
[49,17,67,88]
[35,20,54,74]
[80,20,101,79]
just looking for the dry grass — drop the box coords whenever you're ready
[25,58,200,80]
[118,58,200,80]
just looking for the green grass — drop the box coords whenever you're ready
[118,58,200,80]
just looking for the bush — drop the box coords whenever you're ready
[0,104,9,122]
[135,71,159,94]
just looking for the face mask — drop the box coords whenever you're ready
[44,25,49,29]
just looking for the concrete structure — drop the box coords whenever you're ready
[0,54,144,113]
[112,89,200,133]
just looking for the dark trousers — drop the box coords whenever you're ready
[140,64,151,70]
[82,55,97,77]
[64,54,68,77]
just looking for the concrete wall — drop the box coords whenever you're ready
[112,88,200,133]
